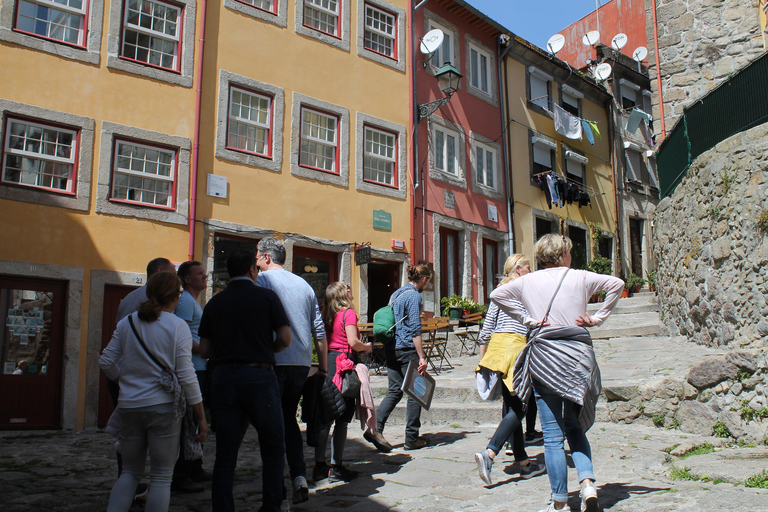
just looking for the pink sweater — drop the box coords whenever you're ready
[489,267,624,328]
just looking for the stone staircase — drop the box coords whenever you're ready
[367,291,729,432]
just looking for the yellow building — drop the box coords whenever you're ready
[0,0,411,430]
[501,37,617,272]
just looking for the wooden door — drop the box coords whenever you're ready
[439,227,460,298]
[0,277,66,429]
[629,218,643,277]
[482,239,498,304]
[97,284,137,428]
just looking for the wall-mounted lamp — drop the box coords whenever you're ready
[418,62,463,122]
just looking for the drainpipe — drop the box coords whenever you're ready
[607,100,621,277]
[188,0,208,260]
[651,0,667,138]
[497,36,514,255]
[409,0,417,264]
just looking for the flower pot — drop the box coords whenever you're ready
[621,289,630,298]
[634,285,641,293]
[448,307,463,320]
[462,309,470,319]
[597,295,604,302]
[649,285,656,292]
[589,293,598,303]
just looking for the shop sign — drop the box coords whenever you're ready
[372,210,392,231]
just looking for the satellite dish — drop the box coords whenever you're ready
[582,30,600,46]
[594,62,613,80]
[547,34,565,55]
[633,46,648,62]
[420,29,444,55]
[611,33,628,51]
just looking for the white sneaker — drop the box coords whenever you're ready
[580,483,599,512]
[474,450,493,485]
[537,503,567,512]
[292,475,308,504]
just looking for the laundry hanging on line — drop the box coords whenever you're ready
[625,108,653,134]
[553,104,582,140]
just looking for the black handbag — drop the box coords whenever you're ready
[339,309,362,398]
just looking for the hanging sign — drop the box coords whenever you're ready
[355,246,372,266]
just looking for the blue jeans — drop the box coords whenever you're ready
[487,387,527,461]
[211,366,285,512]
[534,380,595,503]
[275,365,310,479]
[107,410,180,512]
[376,348,422,443]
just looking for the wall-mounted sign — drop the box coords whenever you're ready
[487,204,498,222]
[444,190,456,210]
[355,246,371,265]
[391,239,406,251]
[372,210,392,231]
[207,174,228,198]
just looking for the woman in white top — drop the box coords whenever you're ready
[490,234,623,512]
[100,272,207,512]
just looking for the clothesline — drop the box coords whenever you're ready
[533,170,605,197]
[532,97,602,126]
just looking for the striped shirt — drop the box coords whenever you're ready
[478,301,528,343]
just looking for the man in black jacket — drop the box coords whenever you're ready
[200,250,291,512]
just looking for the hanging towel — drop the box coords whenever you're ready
[582,119,595,145]
[626,108,653,133]
[547,174,561,207]
[587,120,601,140]
[553,104,583,140]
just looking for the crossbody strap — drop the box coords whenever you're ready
[390,288,419,327]
[528,268,570,341]
[128,313,169,373]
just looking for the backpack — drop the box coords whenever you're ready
[372,290,416,345]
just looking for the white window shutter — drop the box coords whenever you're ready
[533,144,551,167]
[530,75,549,110]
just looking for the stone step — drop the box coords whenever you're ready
[588,311,661,339]
[587,296,659,314]
[379,401,505,427]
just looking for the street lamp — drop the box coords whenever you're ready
[418,62,463,121]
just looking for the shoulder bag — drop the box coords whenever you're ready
[339,309,362,398]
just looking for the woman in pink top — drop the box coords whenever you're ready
[490,234,623,512]
[314,282,385,482]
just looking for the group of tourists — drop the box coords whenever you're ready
[99,233,624,512]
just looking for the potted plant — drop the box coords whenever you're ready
[440,294,465,319]
[646,269,657,292]
[621,277,631,298]
[626,273,646,294]
[587,256,612,275]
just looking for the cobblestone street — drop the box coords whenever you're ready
[2,419,767,512]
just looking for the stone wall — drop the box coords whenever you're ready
[654,122,768,347]
[645,0,764,137]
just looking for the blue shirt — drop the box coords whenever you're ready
[256,268,326,367]
[174,290,205,371]
[390,283,423,350]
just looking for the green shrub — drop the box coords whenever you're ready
[670,466,697,481]
[652,413,665,427]
[588,256,612,275]
[712,421,732,438]
[743,470,768,489]
[679,443,714,460]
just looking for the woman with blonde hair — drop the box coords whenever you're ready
[100,272,207,512]
[491,234,624,512]
[474,254,545,485]
[314,281,385,482]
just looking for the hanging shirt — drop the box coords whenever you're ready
[582,119,595,145]
[553,104,583,140]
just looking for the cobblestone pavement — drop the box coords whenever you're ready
[2,420,767,511]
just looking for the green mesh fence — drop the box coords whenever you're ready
[658,51,768,199]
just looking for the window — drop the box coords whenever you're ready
[364,3,395,58]
[434,126,458,175]
[111,140,176,208]
[212,234,258,295]
[304,0,339,36]
[531,137,555,177]
[121,0,181,71]
[2,118,77,194]
[482,239,497,304]
[468,44,491,95]
[648,155,659,190]
[642,91,653,116]
[535,216,557,241]
[620,79,640,110]
[300,107,338,173]
[428,20,454,67]
[238,0,274,13]
[363,126,396,186]
[561,85,582,117]
[227,87,272,157]
[474,142,495,189]
[529,67,552,111]
[568,225,588,270]
[625,147,643,183]
[15,0,87,46]
[440,227,460,298]
[564,149,587,185]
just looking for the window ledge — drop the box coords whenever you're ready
[106,56,193,88]
[224,0,287,27]
[528,102,554,119]
[467,85,498,107]
[429,168,467,189]
[356,0,406,72]
[0,28,101,64]
[471,182,503,201]
[295,0,351,52]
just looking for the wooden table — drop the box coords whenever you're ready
[452,311,484,356]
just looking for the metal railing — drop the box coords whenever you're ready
[657,51,768,198]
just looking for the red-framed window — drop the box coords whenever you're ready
[482,239,497,304]
[235,0,275,14]
[300,107,338,174]
[110,138,177,209]
[120,0,182,72]
[363,125,396,187]
[440,227,460,298]
[363,3,395,59]
[1,116,79,195]
[226,86,273,158]
[303,0,339,37]
[14,0,89,47]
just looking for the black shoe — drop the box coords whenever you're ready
[190,468,212,483]
[525,430,543,444]
[171,477,205,493]
[404,437,429,450]
[134,483,149,499]
[364,430,393,453]
[312,462,331,483]
[328,465,358,482]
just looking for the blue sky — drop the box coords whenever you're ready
[464,0,604,50]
